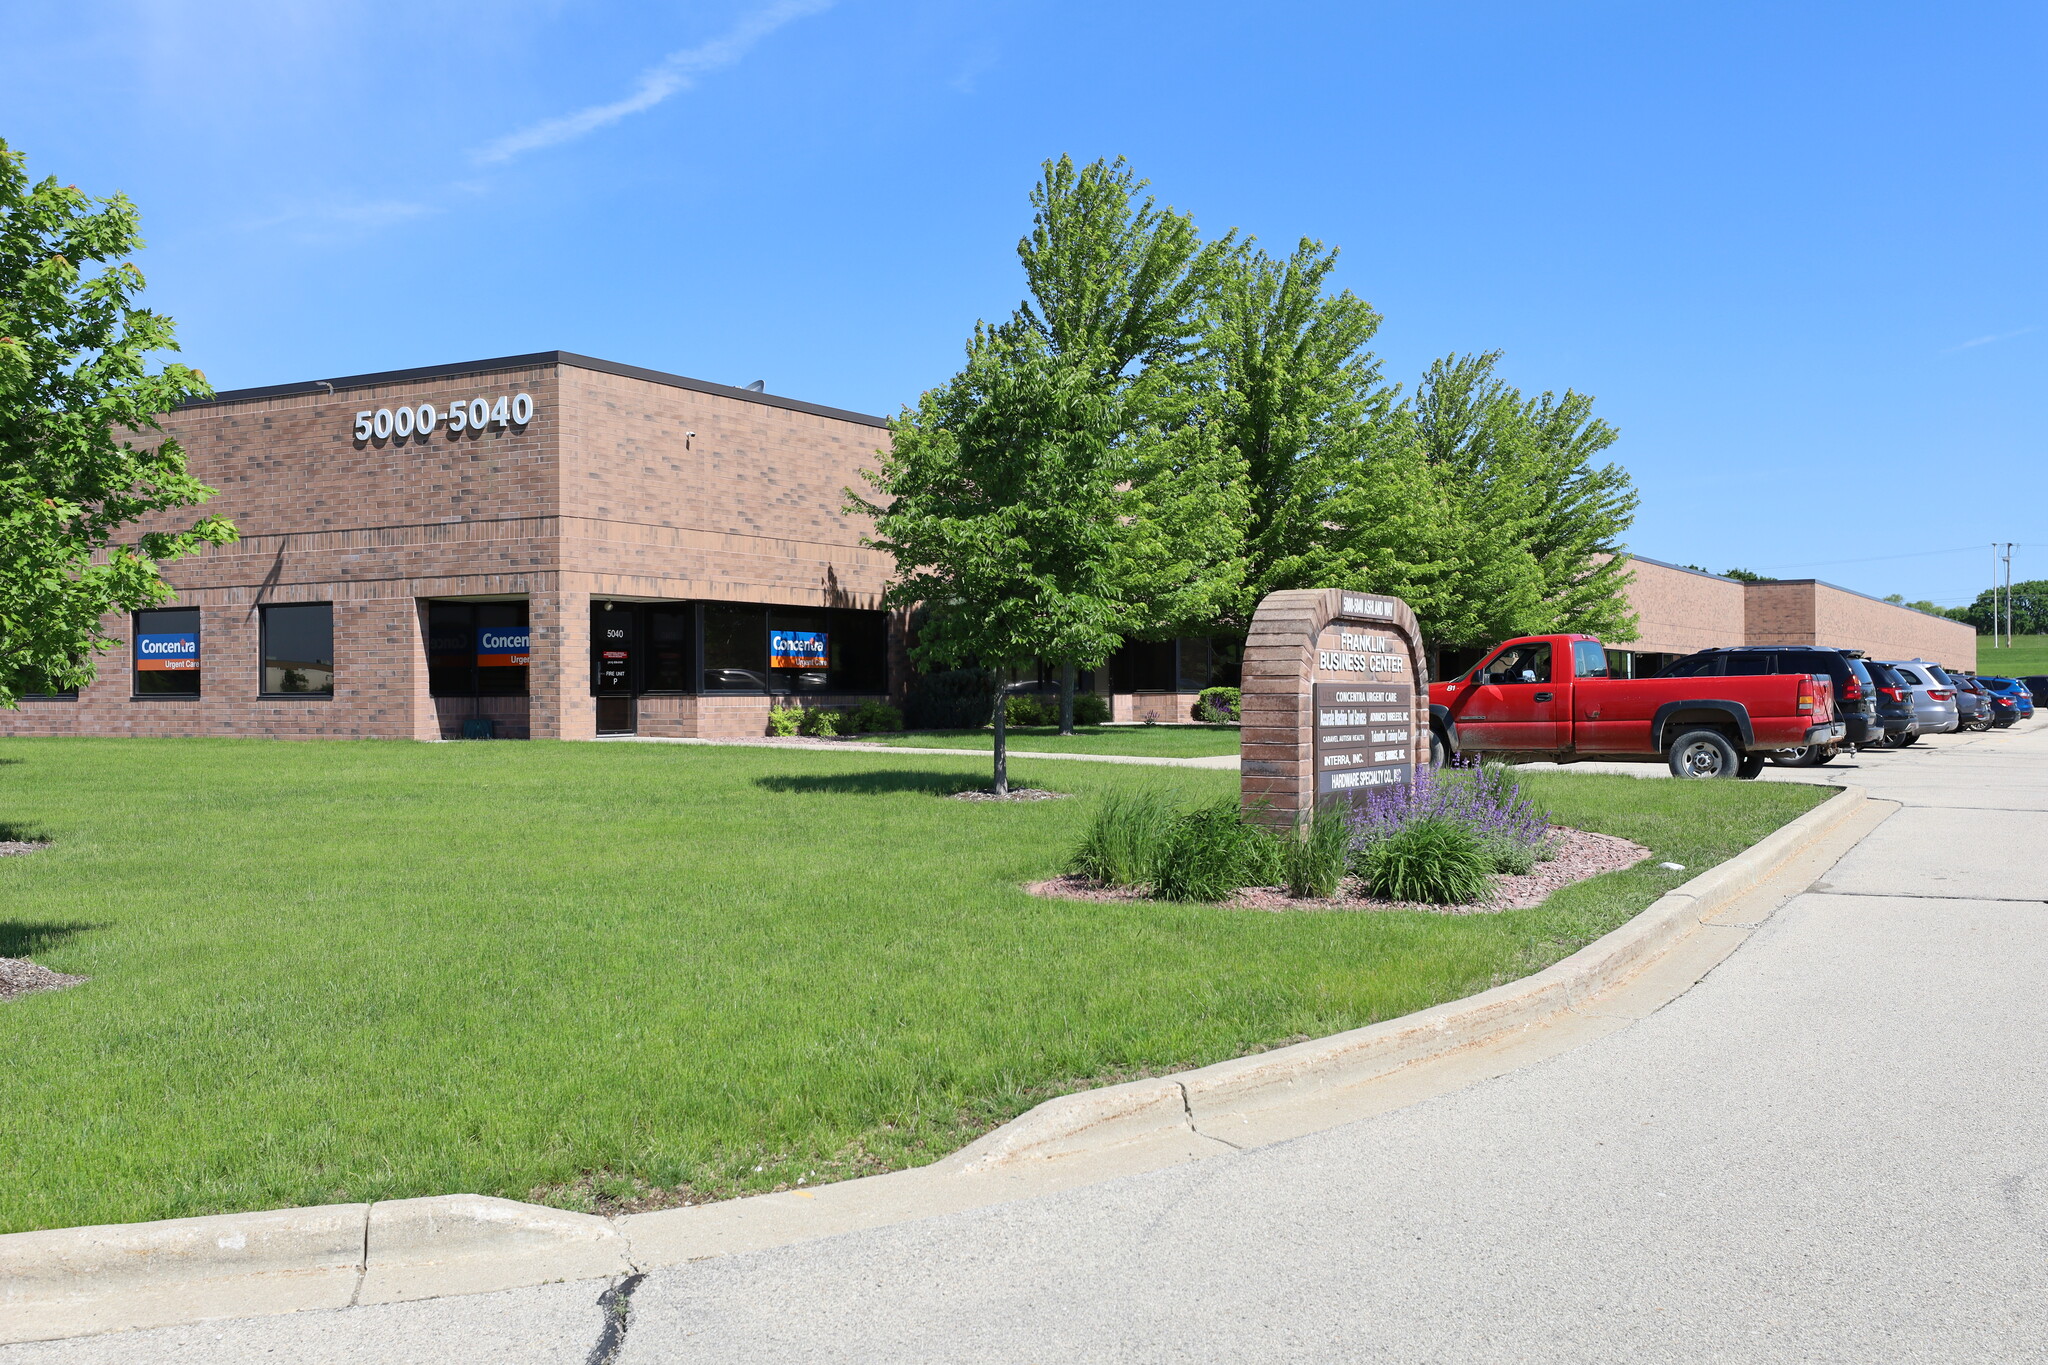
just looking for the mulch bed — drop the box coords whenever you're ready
[953,788,1071,802]
[0,957,85,1002]
[1028,826,1651,915]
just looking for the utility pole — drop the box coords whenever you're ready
[1992,543,2002,648]
[2004,541,2016,647]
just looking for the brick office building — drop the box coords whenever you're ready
[3,352,901,741]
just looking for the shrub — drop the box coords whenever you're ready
[1004,693,1053,727]
[1479,832,1539,875]
[1153,798,1283,902]
[1068,790,1177,888]
[1283,801,1351,899]
[798,707,841,737]
[1358,816,1493,904]
[1194,686,1242,724]
[904,668,996,729]
[845,700,903,733]
[1072,692,1111,725]
[766,704,802,737]
[1349,762,1550,863]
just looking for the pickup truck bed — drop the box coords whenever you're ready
[1427,633,1843,778]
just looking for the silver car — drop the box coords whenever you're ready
[1880,660,1960,736]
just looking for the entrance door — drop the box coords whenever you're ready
[595,696,636,736]
[592,603,637,735]
[1446,640,1563,751]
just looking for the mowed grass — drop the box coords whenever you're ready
[0,739,1828,1233]
[862,724,1242,757]
[1980,635,2048,677]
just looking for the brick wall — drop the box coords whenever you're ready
[1619,559,1747,654]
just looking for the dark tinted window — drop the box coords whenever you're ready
[768,607,830,693]
[134,607,201,696]
[262,603,334,695]
[592,604,635,694]
[831,610,889,693]
[1654,654,1718,679]
[1924,664,1954,687]
[646,606,694,692]
[429,601,529,697]
[703,604,765,691]
[1113,639,1176,692]
[1726,654,1774,676]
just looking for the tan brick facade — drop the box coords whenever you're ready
[0,353,894,741]
[1616,557,1977,671]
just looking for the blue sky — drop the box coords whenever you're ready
[2,1,2040,607]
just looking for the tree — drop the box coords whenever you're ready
[0,139,235,704]
[1956,580,2048,636]
[1723,567,1768,583]
[1009,155,1245,731]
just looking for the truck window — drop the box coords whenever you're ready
[1478,642,1551,685]
[1571,641,1608,679]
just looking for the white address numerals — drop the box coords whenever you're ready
[353,392,534,442]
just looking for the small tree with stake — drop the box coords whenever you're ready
[0,138,235,703]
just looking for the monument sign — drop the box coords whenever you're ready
[1240,588,1430,828]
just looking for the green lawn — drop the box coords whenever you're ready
[1979,635,2048,677]
[0,739,1828,1233]
[856,724,1242,758]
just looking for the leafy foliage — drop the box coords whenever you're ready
[766,704,803,737]
[1153,797,1283,902]
[0,138,236,704]
[1358,816,1493,904]
[1953,579,2048,635]
[1194,685,1241,723]
[1067,788,1178,888]
[1282,800,1350,899]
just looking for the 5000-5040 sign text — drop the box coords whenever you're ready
[353,393,534,441]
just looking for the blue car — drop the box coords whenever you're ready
[1979,676,2034,724]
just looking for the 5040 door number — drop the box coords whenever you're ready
[352,393,534,441]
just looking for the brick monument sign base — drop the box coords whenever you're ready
[1240,588,1430,828]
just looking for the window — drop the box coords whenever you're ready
[1654,654,1716,679]
[703,604,766,692]
[768,607,830,693]
[645,606,695,692]
[1478,642,1551,685]
[1893,666,1925,686]
[427,601,529,697]
[1726,654,1774,676]
[261,603,334,696]
[133,607,201,696]
[1924,664,1954,687]
[1572,640,1609,679]
[1112,639,1176,692]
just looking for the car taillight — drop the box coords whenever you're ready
[1929,689,1954,701]
[1842,676,1863,701]
[1878,686,1905,702]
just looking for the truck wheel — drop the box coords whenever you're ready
[1668,729,1740,778]
[1771,745,1836,768]
[1737,753,1767,780]
[1429,730,1448,769]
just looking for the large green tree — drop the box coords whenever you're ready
[1956,580,2048,636]
[0,139,235,704]
[857,157,1246,773]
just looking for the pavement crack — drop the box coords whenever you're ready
[348,1201,373,1308]
[586,1272,647,1365]
[1808,889,2048,904]
[1177,1080,1246,1149]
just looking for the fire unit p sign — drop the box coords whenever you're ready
[1240,588,1430,828]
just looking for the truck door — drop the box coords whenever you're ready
[1449,641,1563,751]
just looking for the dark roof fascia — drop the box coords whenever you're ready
[179,350,892,429]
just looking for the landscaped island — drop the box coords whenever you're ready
[0,739,1827,1232]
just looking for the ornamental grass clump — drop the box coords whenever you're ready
[1152,798,1283,902]
[1068,789,1177,889]
[1358,815,1493,904]
[1282,800,1350,899]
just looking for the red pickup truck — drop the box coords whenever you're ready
[1427,634,1843,779]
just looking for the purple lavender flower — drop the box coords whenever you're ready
[1347,762,1551,858]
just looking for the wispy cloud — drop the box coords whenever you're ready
[1944,325,2037,353]
[470,0,835,166]
[241,197,441,241]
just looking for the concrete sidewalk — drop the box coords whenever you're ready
[15,721,2042,1363]
[603,734,1243,769]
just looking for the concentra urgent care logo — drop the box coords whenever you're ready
[136,632,199,671]
[476,628,530,667]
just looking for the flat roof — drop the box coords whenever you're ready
[1627,555,1959,621]
[180,351,892,430]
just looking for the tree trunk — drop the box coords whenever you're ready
[991,687,1009,797]
[1058,659,1077,735]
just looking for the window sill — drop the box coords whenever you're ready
[259,693,335,701]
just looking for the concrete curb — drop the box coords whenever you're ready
[0,786,1867,1344]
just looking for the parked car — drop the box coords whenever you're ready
[2021,675,2048,708]
[1861,660,1921,748]
[1650,645,1881,766]
[1949,673,1996,731]
[1877,660,1959,740]
[1979,676,2033,723]
[1429,633,1842,779]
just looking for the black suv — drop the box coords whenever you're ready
[1653,646,1882,765]
[1860,660,1921,749]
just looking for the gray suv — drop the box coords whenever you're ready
[1878,660,1959,739]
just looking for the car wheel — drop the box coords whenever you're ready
[1668,728,1740,779]
[1896,733,1920,747]
[1737,753,1767,780]
[1967,716,1991,732]
[1771,744,1836,768]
